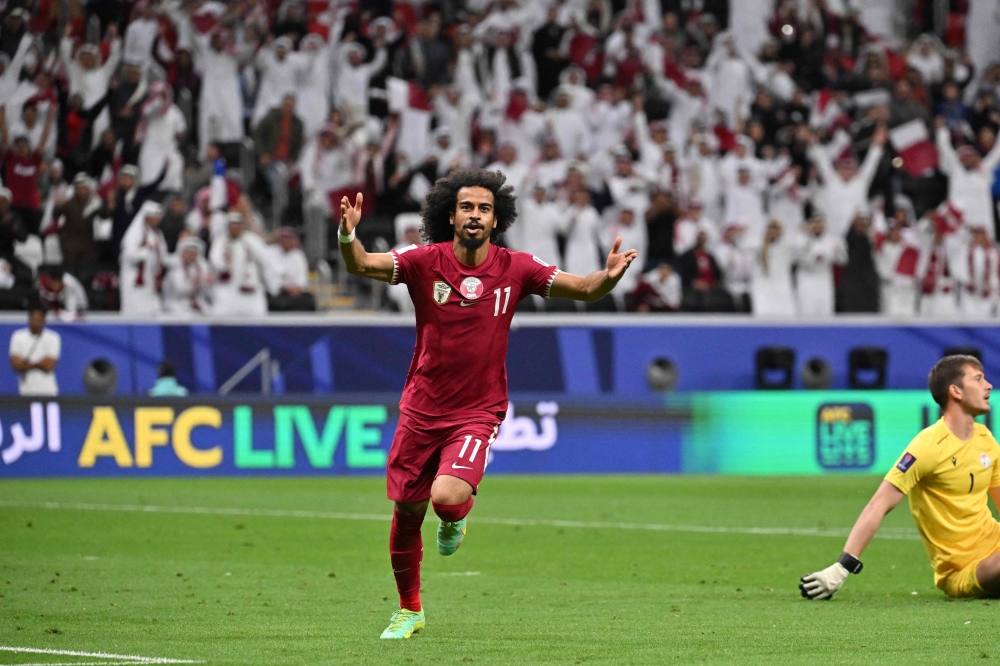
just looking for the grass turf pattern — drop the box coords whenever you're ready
[1,476,998,664]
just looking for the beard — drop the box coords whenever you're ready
[458,233,488,250]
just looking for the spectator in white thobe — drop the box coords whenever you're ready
[529,138,569,191]
[428,127,467,178]
[654,74,713,149]
[706,34,753,128]
[119,201,167,317]
[333,40,386,123]
[481,87,546,164]
[606,208,648,304]
[917,225,963,319]
[163,236,212,315]
[587,85,631,155]
[562,188,603,278]
[794,217,847,317]
[136,83,185,192]
[545,87,590,161]
[806,126,887,237]
[957,226,1000,318]
[59,26,122,143]
[514,185,562,267]
[936,119,1000,238]
[673,201,719,257]
[184,26,246,157]
[210,213,271,317]
[252,37,309,127]
[607,149,652,219]
[714,224,754,312]
[768,165,807,230]
[266,228,314,312]
[633,107,673,175]
[875,221,922,317]
[295,34,334,138]
[485,143,529,197]
[681,134,722,222]
[433,86,475,156]
[722,166,767,243]
[299,125,355,217]
[123,1,160,72]
[751,220,797,317]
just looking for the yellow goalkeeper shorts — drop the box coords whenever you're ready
[938,558,988,598]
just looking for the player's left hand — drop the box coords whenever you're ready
[606,236,637,280]
[799,562,849,600]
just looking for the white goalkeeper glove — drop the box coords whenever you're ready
[800,553,863,600]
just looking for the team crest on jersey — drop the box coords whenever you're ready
[981,452,992,469]
[432,281,452,305]
[460,277,483,300]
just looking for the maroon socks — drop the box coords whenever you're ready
[432,497,474,523]
[389,507,424,611]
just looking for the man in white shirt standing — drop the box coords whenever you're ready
[9,306,60,396]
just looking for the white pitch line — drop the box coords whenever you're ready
[12,661,150,665]
[0,500,921,541]
[0,647,201,664]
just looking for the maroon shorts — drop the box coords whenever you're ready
[386,413,501,503]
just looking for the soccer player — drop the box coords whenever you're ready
[800,355,999,600]
[338,167,637,639]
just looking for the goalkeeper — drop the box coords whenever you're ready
[801,355,1000,600]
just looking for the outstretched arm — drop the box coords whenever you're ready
[800,481,905,600]
[338,193,396,282]
[549,237,637,302]
[36,104,57,157]
[842,481,905,557]
[856,124,887,190]
[934,118,957,175]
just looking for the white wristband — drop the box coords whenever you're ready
[338,227,356,244]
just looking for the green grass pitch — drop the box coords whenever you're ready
[1,476,998,665]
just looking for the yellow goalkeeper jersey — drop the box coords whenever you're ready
[884,419,1000,585]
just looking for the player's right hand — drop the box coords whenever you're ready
[799,562,849,600]
[340,192,363,234]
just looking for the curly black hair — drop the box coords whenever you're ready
[420,167,518,244]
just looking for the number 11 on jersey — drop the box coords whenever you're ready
[494,286,511,316]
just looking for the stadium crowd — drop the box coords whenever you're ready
[0,0,999,318]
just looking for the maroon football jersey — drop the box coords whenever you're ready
[389,241,559,423]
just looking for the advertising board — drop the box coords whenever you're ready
[0,392,990,477]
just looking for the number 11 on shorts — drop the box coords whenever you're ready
[458,435,483,462]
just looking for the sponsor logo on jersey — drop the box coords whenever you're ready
[432,281,452,305]
[532,255,550,267]
[981,452,992,469]
[816,403,875,469]
[460,277,483,300]
[896,452,917,473]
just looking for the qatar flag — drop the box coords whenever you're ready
[386,77,432,164]
[889,119,938,178]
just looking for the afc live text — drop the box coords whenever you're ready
[75,405,389,470]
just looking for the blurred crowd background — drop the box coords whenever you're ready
[1,0,1000,318]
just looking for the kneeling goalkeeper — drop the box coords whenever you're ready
[801,355,1000,600]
